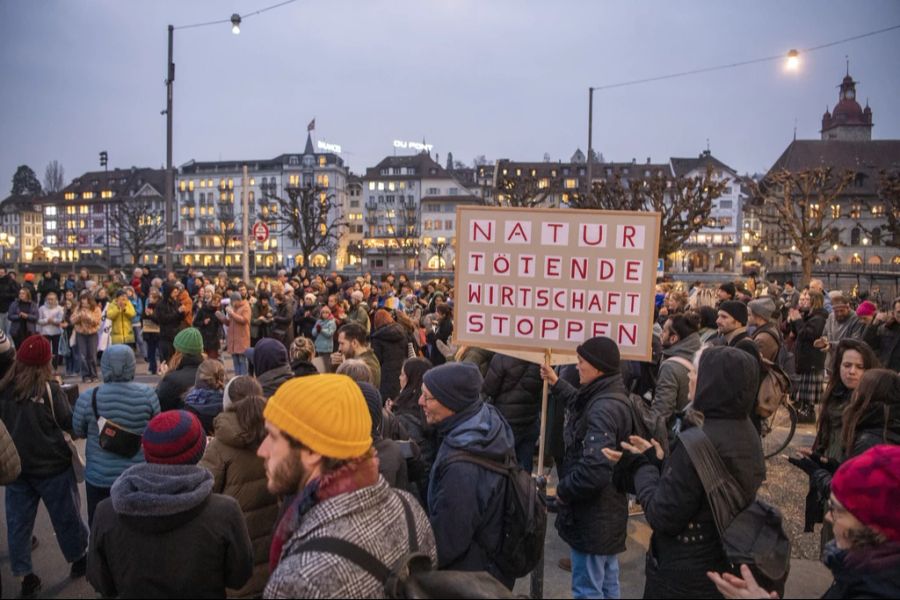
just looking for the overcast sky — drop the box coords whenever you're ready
[2,0,899,192]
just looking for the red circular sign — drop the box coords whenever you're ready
[252,221,269,242]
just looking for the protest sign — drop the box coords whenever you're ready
[453,206,661,364]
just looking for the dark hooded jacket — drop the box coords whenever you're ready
[863,320,900,372]
[88,463,253,598]
[155,353,204,412]
[481,353,542,439]
[427,400,516,587]
[822,540,900,599]
[550,372,633,556]
[629,346,765,598]
[359,382,408,490]
[371,322,409,402]
[253,338,294,398]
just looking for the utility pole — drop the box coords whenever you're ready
[242,164,250,283]
[165,24,175,274]
[586,87,594,197]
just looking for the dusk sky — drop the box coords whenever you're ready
[2,0,899,191]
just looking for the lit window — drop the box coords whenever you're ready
[378,182,385,191]
[872,205,884,217]
[319,156,326,166]
[250,178,255,186]
[82,192,94,199]
[79,206,89,215]
[207,179,213,187]
[564,179,577,189]
[368,182,375,190]
[831,204,841,219]
[538,178,549,189]
[189,180,195,191]
[228,179,234,189]
[65,192,76,200]
[179,181,186,192]
[200,180,206,188]
[45,206,57,216]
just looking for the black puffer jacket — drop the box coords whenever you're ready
[271,300,295,348]
[552,372,633,556]
[155,354,204,412]
[371,322,409,402]
[788,308,828,373]
[481,353,542,439]
[631,346,765,599]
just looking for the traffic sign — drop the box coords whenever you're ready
[252,221,269,243]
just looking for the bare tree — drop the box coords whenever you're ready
[266,183,346,269]
[493,173,558,208]
[572,166,729,260]
[866,169,900,248]
[43,160,65,193]
[109,199,166,265]
[753,167,855,285]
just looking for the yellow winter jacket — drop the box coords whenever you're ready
[106,300,137,345]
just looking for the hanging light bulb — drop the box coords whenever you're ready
[786,49,800,71]
[231,14,242,35]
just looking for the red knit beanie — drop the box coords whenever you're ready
[141,411,207,465]
[831,445,900,542]
[17,335,52,366]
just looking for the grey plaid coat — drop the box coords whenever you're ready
[264,477,437,599]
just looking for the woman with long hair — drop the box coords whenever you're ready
[37,291,65,371]
[70,292,102,383]
[787,289,829,422]
[0,336,89,596]
[142,287,162,375]
[199,376,277,599]
[799,338,879,553]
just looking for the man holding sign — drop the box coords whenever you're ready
[540,337,633,599]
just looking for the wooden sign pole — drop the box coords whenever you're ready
[536,348,552,476]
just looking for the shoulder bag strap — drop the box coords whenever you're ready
[678,427,747,536]
[394,492,419,553]
[443,451,509,476]
[665,356,695,373]
[45,382,61,428]
[296,537,392,583]
[91,387,101,421]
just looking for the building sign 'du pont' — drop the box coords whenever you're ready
[393,140,434,152]
[453,206,661,365]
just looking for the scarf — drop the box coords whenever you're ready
[268,452,380,571]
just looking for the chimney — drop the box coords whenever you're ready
[631,158,636,165]
[646,157,651,164]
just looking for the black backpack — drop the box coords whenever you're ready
[296,492,515,599]
[610,392,669,454]
[679,427,791,596]
[444,452,547,580]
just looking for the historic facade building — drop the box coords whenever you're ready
[760,70,900,271]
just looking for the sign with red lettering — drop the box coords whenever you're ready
[454,206,661,363]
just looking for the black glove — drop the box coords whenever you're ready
[808,451,841,475]
[787,455,823,476]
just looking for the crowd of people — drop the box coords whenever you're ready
[0,264,896,599]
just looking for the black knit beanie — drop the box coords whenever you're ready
[576,336,621,373]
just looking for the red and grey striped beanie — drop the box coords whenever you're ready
[142,410,207,465]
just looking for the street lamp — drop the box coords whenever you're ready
[785,49,800,71]
[165,16,241,275]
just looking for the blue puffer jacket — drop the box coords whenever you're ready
[72,344,161,487]
[427,401,516,587]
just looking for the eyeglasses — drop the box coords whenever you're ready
[420,393,438,404]
[827,499,847,517]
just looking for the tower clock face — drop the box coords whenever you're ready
[846,89,855,100]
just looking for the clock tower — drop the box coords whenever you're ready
[820,68,873,141]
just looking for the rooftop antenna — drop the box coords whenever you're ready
[793,117,798,141]
[846,55,850,76]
